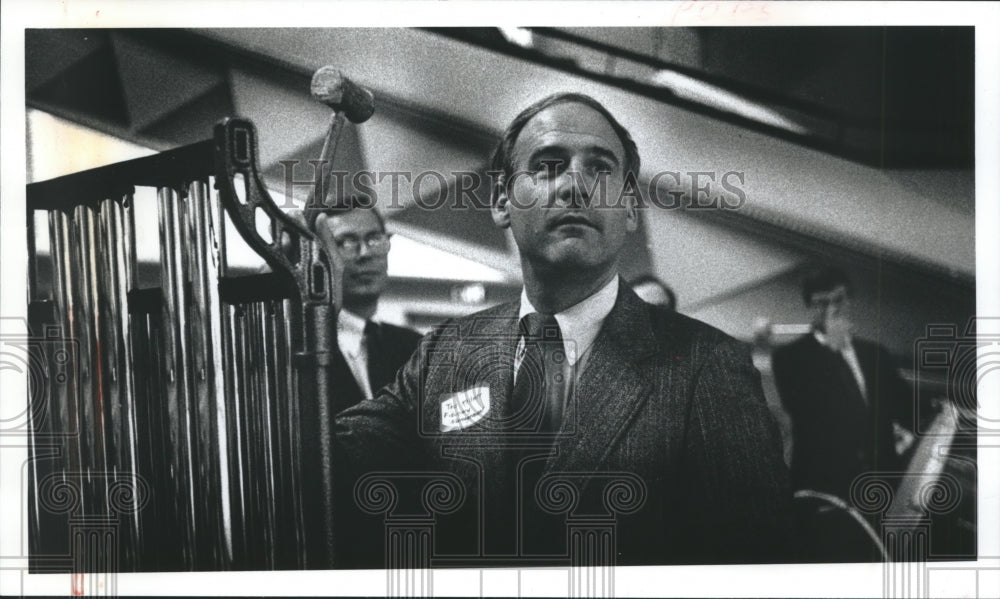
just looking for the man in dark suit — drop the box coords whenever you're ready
[306,200,423,565]
[331,93,791,566]
[771,266,915,500]
[308,200,423,412]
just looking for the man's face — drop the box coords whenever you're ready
[492,102,637,273]
[808,284,851,333]
[315,209,389,304]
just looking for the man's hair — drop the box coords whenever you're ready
[489,92,641,205]
[305,194,386,233]
[801,265,853,305]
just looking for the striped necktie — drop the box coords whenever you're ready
[511,312,566,433]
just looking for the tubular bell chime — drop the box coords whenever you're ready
[26,97,362,570]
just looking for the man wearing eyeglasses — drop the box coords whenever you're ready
[307,199,423,413]
[303,199,423,568]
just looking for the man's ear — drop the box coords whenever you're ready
[624,194,638,233]
[491,173,511,229]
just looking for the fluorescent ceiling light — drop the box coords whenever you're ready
[651,70,809,135]
[498,27,534,49]
[388,235,507,282]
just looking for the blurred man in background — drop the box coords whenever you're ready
[304,198,423,567]
[772,266,915,500]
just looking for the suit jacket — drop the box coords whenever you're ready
[334,284,792,566]
[330,321,423,413]
[326,319,422,564]
[771,334,911,499]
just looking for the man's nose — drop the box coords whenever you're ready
[555,160,591,208]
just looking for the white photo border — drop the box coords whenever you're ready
[2,1,997,597]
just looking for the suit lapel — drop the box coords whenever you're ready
[546,286,660,473]
[853,340,879,402]
[330,347,364,412]
[804,335,869,417]
[438,302,520,466]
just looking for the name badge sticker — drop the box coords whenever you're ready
[440,386,491,432]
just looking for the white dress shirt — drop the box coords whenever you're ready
[514,275,619,381]
[338,309,375,400]
[814,330,868,404]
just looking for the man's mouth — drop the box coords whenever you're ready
[550,214,597,230]
[351,271,381,281]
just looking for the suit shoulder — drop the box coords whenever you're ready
[645,306,743,352]
[631,305,759,375]
[440,301,518,330]
[416,301,518,344]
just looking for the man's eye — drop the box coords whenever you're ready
[588,161,615,175]
[531,159,563,174]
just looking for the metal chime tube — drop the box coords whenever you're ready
[157,186,198,568]
[98,197,142,569]
[254,299,275,569]
[279,298,306,565]
[72,204,108,519]
[255,299,279,569]
[222,301,249,567]
[216,195,248,568]
[47,210,84,557]
[270,297,305,567]
[186,181,215,567]
[118,193,146,570]
[242,302,262,567]
[189,179,233,567]
[235,303,264,567]
[125,194,170,570]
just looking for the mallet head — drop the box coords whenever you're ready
[310,66,375,124]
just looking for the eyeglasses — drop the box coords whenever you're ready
[333,232,391,257]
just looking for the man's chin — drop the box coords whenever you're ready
[538,246,605,272]
[342,288,383,305]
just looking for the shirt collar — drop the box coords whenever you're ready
[338,308,379,357]
[338,308,370,335]
[813,328,853,352]
[518,275,619,365]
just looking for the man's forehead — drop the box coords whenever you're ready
[322,208,381,234]
[513,102,624,159]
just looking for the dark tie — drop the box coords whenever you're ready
[510,313,566,433]
[824,344,868,411]
[363,320,381,391]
